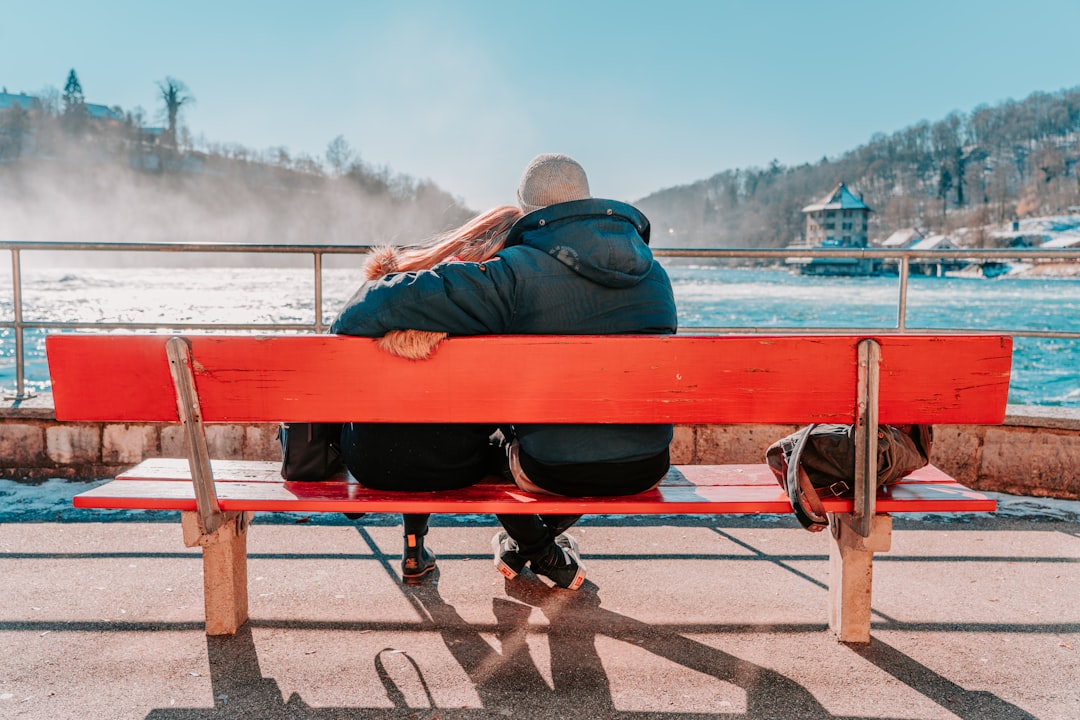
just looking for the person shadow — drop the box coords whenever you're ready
[140,578,1042,719]
[401,573,833,719]
[401,571,1038,719]
[141,532,1041,719]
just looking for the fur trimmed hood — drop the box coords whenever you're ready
[363,247,402,281]
[363,247,448,360]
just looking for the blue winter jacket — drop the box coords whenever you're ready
[330,198,678,464]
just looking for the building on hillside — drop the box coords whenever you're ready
[0,92,41,160]
[802,182,872,248]
[85,103,124,123]
[0,91,123,124]
[909,235,958,276]
[911,235,957,251]
[1,91,125,162]
[0,92,39,112]
[879,233,966,276]
[879,228,923,248]
[790,182,876,275]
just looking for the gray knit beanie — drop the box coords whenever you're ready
[516,153,591,213]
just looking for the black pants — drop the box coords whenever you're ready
[341,422,496,491]
[496,513,583,559]
[342,422,497,535]
[496,446,671,559]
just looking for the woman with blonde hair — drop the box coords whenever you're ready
[339,205,522,582]
[365,205,521,361]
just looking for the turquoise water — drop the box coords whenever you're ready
[670,264,1080,407]
[1,263,1078,406]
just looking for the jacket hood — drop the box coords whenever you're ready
[503,199,654,288]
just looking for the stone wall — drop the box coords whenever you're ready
[2,396,1078,499]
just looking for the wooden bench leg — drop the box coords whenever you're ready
[182,510,253,636]
[828,513,892,644]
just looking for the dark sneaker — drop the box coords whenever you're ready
[401,536,436,583]
[554,532,579,556]
[492,530,528,579]
[530,534,586,590]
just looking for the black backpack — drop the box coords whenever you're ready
[277,422,345,481]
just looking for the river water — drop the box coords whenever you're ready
[2,261,1078,407]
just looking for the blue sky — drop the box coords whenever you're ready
[2,1,1079,211]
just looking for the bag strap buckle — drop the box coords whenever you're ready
[822,480,851,498]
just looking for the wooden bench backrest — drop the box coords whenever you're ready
[46,334,1012,425]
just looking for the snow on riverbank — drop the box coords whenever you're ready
[988,213,1080,278]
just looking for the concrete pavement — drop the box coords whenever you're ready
[1,505,1078,719]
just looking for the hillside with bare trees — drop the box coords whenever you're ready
[4,72,1079,251]
[0,71,472,248]
[637,86,1080,248]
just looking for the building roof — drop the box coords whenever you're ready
[0,92,123,121]
[802,182,872,213]
[85,103,123,121]
[880,228,923,248]
[910,235,957,250]
[0,92,37,111]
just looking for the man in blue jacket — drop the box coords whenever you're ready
[331,153,677,589]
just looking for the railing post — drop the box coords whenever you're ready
[896,256,910,331]
[853,338,881,538]
[314,250,325,333]
[5,248,35,400]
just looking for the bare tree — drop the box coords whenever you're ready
[157,77,194,147]
[325,135,354,176]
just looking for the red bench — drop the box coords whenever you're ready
[46,333,1012,642]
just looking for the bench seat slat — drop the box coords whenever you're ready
[114,459,789,485]
[112,458,963,487]
[74,460,996,515]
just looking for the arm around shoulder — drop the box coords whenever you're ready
[330,263,515,337]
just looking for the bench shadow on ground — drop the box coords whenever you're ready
[139,524,1049,720]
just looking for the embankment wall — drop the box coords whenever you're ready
[2,396,1078,499]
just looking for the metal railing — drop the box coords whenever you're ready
[658,246,1080,336]
[3,240,1080,399]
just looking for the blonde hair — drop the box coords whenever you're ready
[363,205,523,359]
[363,205,522,280]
